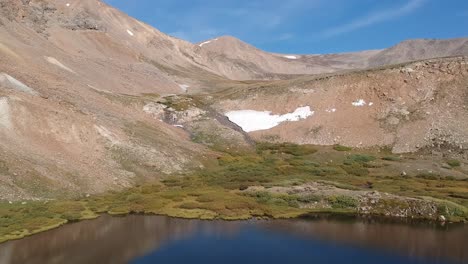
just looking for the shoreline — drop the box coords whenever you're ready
[1,205,464,245]
[2,143,467,244]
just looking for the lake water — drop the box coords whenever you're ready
[0,215,466,264]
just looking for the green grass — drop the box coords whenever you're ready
[327,196,359,209]
[257,142,318,156]
[341,163,369,176]
[245,191,312,208]
[0,200,97,243]
[382,156,401,161]
[1,143,467,243]
[345,154,376,164]
[416,172,440,180]
[333,145,353,151]
[447,159,461,168]
[158,96,198,111]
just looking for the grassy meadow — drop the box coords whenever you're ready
[1,143,468,243]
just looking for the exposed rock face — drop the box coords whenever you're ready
[60,10,104,31]
[243,184,439,220]
[358,191,438,219]
[142,97,252,152]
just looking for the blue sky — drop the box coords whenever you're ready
[104,0,468,54]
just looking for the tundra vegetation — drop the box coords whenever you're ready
[1,142,467,243]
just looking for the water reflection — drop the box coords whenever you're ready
[0,215,466,264]
[260,216,468,264]
[0,215,243,264]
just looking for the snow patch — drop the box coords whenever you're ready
[179,84,189,92]
[352,99,366,107]
[0,73,38,95]
[88,84,112,93]
[45,57,75,73]
[199,41,211,47]
[127,29,134,36]
[326,108,337,113]
[369,102,374,106]
[0,97,12,129]
[66,3,70,7]
[94,125,120,145]
[225,106,314,132]
[284,55,298,59]
[173,125,184,128]
[199,38,218,47]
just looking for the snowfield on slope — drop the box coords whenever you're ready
[94,125,120,145]
[45,57,75,73]
[0,97,12,129]
[352,99,366,106]
[179,84,189,92]
[284,55,298,59]
[0,73,38,95]
[225,106,314,132]
[199,38,219,47]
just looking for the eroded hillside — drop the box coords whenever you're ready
[0,0,466,202]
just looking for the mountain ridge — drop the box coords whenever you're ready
[196,35,468,79]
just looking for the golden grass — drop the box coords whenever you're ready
[1,143,467,243]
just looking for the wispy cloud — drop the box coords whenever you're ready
[320,0,426,38]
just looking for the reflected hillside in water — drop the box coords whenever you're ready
[0,215,243,264]
[0,215,466,264]
[260,217,468,264]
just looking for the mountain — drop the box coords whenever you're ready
[197,36,468,80]
[0,0,467,201]
[369,38,468,67]
[0,0,213,200]
[196,35,379,80]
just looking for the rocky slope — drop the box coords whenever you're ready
[369,38,468,67]
[213,57,468,154]
[0,0,217,200]
[0,0,466,200]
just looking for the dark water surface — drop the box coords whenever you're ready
[0,215,466,264]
